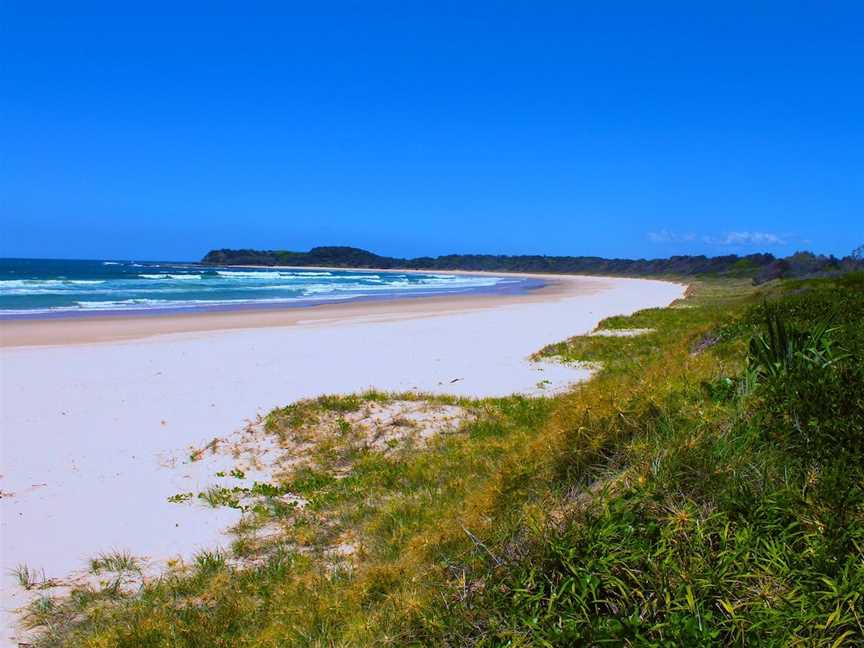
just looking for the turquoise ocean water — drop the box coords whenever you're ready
[0,259,538,319]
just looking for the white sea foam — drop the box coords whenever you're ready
[77,299,168,309]
[0,280,65,288]
[215,270,283,279]
[59,294,360,312]
[0,266,512,315]
[296,278,500,295]
[0,279,107,294]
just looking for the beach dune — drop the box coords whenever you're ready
[0,273,684,645]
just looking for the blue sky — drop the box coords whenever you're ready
[3,2,862,261]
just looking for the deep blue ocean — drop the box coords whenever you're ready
[0,259,535,318]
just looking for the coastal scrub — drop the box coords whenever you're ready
[16,274,864,647]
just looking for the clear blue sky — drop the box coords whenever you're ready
[3,2,862,261]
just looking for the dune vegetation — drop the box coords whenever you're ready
[18,273,864,647]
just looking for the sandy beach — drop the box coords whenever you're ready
[0,273,685,645]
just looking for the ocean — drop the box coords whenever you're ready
[0,258,538,318]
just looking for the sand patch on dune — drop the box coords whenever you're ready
[189,398,476,487]
[590,327,656,337]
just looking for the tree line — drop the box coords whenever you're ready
[202,246,864,283]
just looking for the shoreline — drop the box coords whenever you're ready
[0,273,686,646]
[0,270,576,348]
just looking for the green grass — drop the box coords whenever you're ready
[421,276,864,646]
[18,275,864,647]
[194,549,228,575]
[88,551,140,576]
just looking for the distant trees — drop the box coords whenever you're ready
[202,246,861,281]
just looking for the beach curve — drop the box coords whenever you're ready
[0,272,685,645]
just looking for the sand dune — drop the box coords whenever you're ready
[0,273,684,645]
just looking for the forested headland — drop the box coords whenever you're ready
[203,245,864,284]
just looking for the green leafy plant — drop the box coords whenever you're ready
[746,305,838,379]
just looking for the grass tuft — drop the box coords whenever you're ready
[12,563,42,590]
[89,550,141,575]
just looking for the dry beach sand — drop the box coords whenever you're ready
[0,273,685,645]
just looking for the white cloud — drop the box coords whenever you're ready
[704,231,788,246]
[647,230,697,243]
[648,230,790,247]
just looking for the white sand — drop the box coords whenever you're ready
[0,274,684,644]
